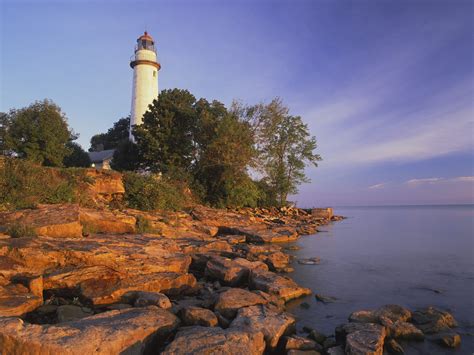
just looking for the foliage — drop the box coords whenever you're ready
[6,223,37,238]
[90,117,130,151]
[110,140,140,171]
[247,99,322,206]
[63,142,91,168]
[0,112,11,154]
[133,89,199,174]
[6,99,75,167]
[0,158,91,210]
[135,215,159,234]
[123,172,189,211]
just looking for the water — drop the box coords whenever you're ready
[285,205,474,354]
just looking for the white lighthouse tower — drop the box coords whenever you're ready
[129,31,160,141]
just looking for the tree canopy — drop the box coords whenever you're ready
[89,117,130,151]
[4,99,75,167]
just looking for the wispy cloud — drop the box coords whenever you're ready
[406,176,474,185]
[368,183,386,189]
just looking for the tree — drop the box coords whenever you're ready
[194,103,259,207]
[63,142,91,168]
[133,89,199,175]
[248,99,321,206]
[7,99,74,166]
[89,117,130,151]
[111,140,140,171]
[0,112,11,154]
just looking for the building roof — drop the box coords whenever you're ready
[88,149,115,163]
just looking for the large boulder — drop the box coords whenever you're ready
[0,307,179,354]
[205,256,268,286]
[162,325,266,355]
[0,283,43,317]
[230,304,296,350]
[249,269,311,302]
[341,323,386,355]
[214,288,268,319]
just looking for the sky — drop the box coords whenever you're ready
[1,0,473,206]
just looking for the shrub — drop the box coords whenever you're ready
[123,172,190,211]
[6,223,37,238]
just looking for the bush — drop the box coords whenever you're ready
[123,172,190,211]
[6,223,37,238]
[0,158,92,210]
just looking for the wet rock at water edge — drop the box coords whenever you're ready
[315,293,338,304]
[284,335,320,351]
[411,306,458,334]
[298,257,321,265]
[434,331,461,348]
[386,338,404,354]
[308,329,327,344]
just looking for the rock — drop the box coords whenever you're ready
[180,306,218,327]
[287,350,321,355]
[345,323,386,355]
[311,208,333,219]
[0,307,179,354]
[322,337,337,349]
[230,304,295,350]
[326,345,345,355]
[386,339,404,354]
[349,310,378,323]
[0,283,43,317]
[262,251,290,271]
[384,319,424,341]
[374,304,411,323]
[285,335,319,350]
[298,257,321,265]
[215,311,232,328]
[56,305,93,322]
[124,291,172,309]
[300,302,310,309]
[162,325,266,355]
[214,288,268,319]
[411,306,458,334]
[435,331,461,348]
[308,329,327,344]
[205,256,267,286]
[315,294,338,304]
[249,269,311,302]
[80,272,197,305]
[79,208,136,234]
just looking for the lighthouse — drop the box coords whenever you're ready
[129,31,160,141]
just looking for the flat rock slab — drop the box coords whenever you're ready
[0,283,43,317]
[214,288,268,319]
[337,323,386,355]
[230,304,296,350]
[162,325,266,355]
[249,269,311,302]
[0,307,179,355]
[205,256,267,286]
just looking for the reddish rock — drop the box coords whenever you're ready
[0,307,179,354]
[285,335,319,351]
[249,269,311,302]
[180,306,218,327]
[374,304,411,323]
[162,325,266,355]
[344,323,386,355]
[214,288,268,319]
[230,304,296,350]
[205,256,267,286]
[0,283,43,317]
[411,306,458,334]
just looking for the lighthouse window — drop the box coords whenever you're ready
[153,71,156,77]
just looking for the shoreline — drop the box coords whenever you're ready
[0,202,463,354]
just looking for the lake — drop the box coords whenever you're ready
[285,205,474,354]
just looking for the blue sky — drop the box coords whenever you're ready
[1,0,473,206]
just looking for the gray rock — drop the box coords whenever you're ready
[56,305,92,323]
[412,306,457,334]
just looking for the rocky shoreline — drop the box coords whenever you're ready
[0,174,461,354]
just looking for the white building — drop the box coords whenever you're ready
[129,31,160,141]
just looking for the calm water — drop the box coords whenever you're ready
[285,205,474,354]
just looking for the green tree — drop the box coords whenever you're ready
[133,89,199,175]
[195,104,259,207]
[0,112,11,154]
[249,98,322,206]
[89,117,130,151]
[63,142,91,168]
[111,140,140,171]
[7,99,74,166]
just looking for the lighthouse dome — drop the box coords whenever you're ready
[136,31,155,52]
